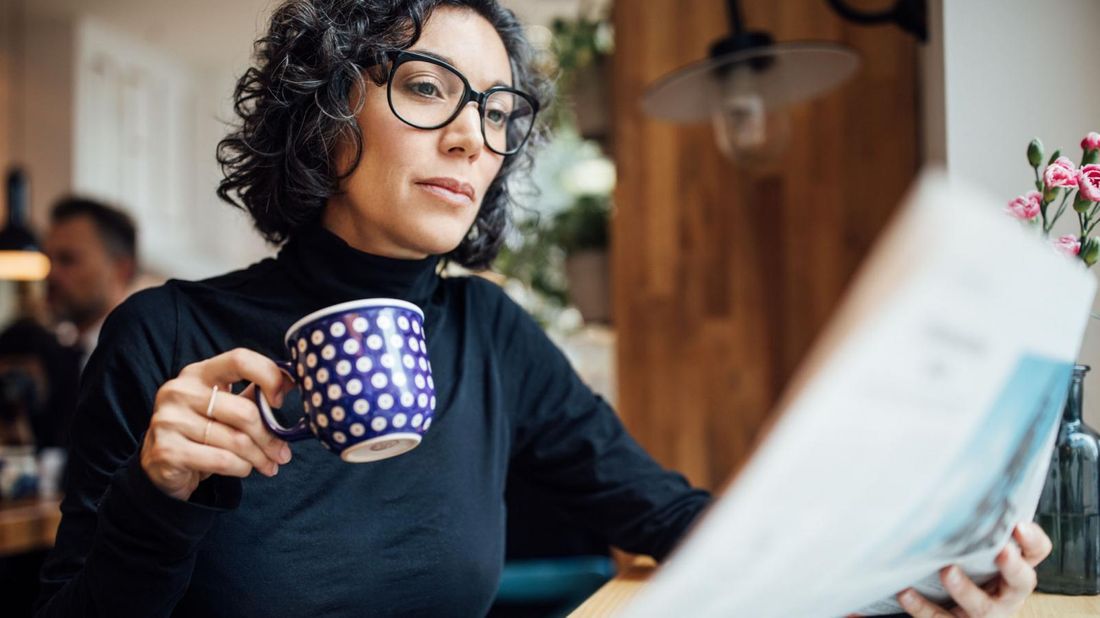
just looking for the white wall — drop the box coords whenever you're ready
[929,0,1100,425]
[19,15,75,232]
[71,17,272,279]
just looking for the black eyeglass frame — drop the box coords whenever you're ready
[382,50,540,156]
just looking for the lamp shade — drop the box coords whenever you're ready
[641,41,860,123]
[0,168,50,281]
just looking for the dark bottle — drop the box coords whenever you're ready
[1035,364,1100,595]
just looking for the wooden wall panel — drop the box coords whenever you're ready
[0,0,14,182]
[611,0,920,489]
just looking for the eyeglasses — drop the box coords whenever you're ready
[382,50,539,156]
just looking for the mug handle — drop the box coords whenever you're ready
[254,360,312,441]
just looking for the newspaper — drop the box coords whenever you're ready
[619,171,1098,617]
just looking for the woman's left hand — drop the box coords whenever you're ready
[897,521,1052,617]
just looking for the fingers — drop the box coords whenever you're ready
[1014,522,1053,567]
[897,588,952,618]
[940,565,995,617]
[182,348,292,407]
[993,543,1038,605]
[178,438,259,479]
[202,388,293,466]
[187,416,280,477]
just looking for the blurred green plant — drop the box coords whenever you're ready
[551,194,610,253]
[493,12,615,320]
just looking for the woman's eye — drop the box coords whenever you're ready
[485,109,507,125]
[410,81,440,97]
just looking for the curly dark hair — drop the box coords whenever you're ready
[216,0,553,269]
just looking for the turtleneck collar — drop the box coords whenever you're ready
[276,222,442,310]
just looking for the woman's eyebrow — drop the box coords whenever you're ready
[411,48,511,88]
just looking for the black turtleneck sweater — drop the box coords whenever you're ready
[34,225,710,617]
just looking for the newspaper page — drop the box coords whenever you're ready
[618,171,1098,617]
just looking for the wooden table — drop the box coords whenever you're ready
[570,558,1100,617]
[0,498,62,557]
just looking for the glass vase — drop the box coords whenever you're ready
[1035,364,1100,595]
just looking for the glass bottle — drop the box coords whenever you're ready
[1035,364,1100,594]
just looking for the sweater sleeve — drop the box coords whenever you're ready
[485,281,712,561]
[35,286,241,617]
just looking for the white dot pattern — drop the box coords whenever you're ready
[292,307,435,455]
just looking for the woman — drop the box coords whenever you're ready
[35,1,1049,616]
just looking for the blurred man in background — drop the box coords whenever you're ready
[0,197,136,617]
[44,197,137,369]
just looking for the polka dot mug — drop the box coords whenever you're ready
[255,298,436,462]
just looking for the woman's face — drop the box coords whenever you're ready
[324,7,513,259]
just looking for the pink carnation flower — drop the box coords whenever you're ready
[1006,191,1042,220]
[1079,164,1100,203]
[1054,234,1082,257]
[1044,157,1078,189]
[1082,132,1100,152]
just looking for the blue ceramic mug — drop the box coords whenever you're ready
[255,298,436,462]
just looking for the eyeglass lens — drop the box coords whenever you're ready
[390,59,535,154]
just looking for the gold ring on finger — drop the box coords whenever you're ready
[205,385,219,420]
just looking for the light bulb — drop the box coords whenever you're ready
[709,65,790,166]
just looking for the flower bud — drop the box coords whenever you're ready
[1082,132,1100,153]
[1083,237,1100,266]
[1028,139,1044,168]
[1074,191,1092,213]
[1047,149,1062,166]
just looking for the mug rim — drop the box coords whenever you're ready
[284,298,425,348]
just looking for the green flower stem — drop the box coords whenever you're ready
[1085,206,1100,236]
[1046,191,1073,234]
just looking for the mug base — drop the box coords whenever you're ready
[340,433,422,463]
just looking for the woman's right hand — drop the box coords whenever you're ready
[140,348,295,501]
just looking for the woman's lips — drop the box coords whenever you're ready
[416,182,474,207]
